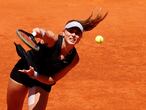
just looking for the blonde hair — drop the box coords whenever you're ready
[66,8,108,32]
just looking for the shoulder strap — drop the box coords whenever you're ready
[52,35,63,58]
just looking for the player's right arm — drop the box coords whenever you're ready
[32,27,58,47]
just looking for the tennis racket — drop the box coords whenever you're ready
[16,29,40,51]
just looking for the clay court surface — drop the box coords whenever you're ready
[0,0,146,110]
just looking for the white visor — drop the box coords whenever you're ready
[64,21,84,32]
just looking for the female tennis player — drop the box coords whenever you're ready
[7,9,108,110]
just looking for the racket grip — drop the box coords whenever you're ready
[32,30,45,37]
[32,31,37,36]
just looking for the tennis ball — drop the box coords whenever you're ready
[95,35,104,44]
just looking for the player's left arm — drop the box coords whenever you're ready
[18,66,56,85]
[52,53,79,82]
[18,53,79,85]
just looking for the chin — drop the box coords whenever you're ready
[68,41,75,45]
[67,40,76,45]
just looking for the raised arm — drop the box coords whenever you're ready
[32,27,58,47]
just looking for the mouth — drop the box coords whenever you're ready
[69,37,77,43]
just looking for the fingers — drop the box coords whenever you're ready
[29,66,37,76]
[48,77,56,85]
[29,66,34,70]
[18,69,29,73]
[18,69,25,72]
[32,28,46,37]
[18,66,35,77]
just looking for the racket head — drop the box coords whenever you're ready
[16,29,40,51]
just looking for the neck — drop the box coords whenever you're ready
[61,38,74,54]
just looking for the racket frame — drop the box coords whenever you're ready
[16,29,40,51]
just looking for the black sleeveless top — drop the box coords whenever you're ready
[28,35,77,76]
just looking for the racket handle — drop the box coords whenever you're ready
[32,31,37,36]
[32,30,45,37]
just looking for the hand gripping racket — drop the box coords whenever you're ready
[16,29,40,51]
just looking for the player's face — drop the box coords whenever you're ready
[64,27,83,45]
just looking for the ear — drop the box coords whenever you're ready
[62,32,65,36]
[60,29,65,36]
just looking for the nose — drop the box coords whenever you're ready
[71,33,76,36]
[70,33,80,39]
